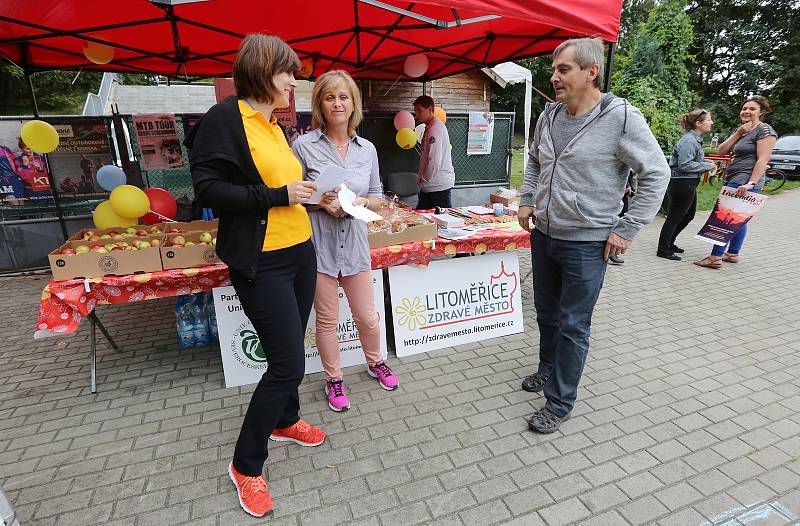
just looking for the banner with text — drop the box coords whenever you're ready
[388,252,523,356]
[48,120,113,200]
[133,114,183,170]
[0,120,52,204]
[213,270,386,388]
[695,187,768,246]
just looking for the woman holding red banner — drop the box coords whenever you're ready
[186,34,327,518]
[694,96,777,269]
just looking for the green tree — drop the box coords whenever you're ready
[614,0,694,150]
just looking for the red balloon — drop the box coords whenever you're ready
[140,187,177,225]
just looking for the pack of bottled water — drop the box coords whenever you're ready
[174,292,219,348]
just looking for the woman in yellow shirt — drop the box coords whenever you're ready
[186,34,327,518]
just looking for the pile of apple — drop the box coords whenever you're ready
[80,225,163,242]
[60,238,160,255]
[169,232,217,247]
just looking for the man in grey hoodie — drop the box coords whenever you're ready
[517,38,669,433]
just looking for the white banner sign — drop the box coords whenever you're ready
[388,252,523,356]
[213,270,386,388]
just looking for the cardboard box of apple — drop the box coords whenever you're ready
[48,234,165,281]
[161,230,220,270]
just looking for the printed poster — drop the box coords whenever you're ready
[0,120,53,205]
[388,252,523,356]
[47,119,114,199]
[132,114,183,170]
[695,186,768,246]
[213,270,386,388]
[213,77,297,128]
[467,111,495,155]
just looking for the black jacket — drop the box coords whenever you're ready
[184,96,290,281]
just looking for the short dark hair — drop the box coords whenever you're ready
[413,95,435,110]
[233,34,300,104]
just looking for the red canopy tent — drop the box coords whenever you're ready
[0,0,622,80]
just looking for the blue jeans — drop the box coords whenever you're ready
[531,229,608,417]
[710,182,754,257]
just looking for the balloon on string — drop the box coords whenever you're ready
[96,165,127,191]
[298,58,314,79]
[396,128,417,149]
[403,54,429,78]
[393,111,415,131]
[434,107,447,124]
[109,185,150,219]
[140,188,177,225]
[83,42,115,65]
[20,120,59,153]
[93,200,137,229]
[415,123,426,144]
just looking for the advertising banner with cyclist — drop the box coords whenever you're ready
[696,187,768,246]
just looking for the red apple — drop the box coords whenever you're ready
[136,229,148,237]
[172,235,186,246]
[60,247,77,255]
[111,245,124,251]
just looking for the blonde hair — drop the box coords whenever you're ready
[311,70,363,138]
[680,108,710,131]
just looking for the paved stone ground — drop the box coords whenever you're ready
[1,189,799,526]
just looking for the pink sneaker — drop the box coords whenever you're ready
[368,361,399,391]
[325,377,350,412]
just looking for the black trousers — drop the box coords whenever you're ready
[658,178,699,252]
[416,188,452,210]
[230,239,316,476]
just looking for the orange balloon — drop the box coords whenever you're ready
[298,58,314,79]
[83,42,115,65]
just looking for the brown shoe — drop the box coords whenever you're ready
[722,253,739,263]
[694,256,722,269]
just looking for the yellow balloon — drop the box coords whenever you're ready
[20,120,59,154]
[109,185,150,219]
[83,42,115,65]
[93,200,137,229]
[434,107,447,123]
[396,128,417,149]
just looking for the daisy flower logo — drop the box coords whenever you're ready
[395,296,427,330]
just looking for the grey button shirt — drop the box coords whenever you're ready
[292,129,383,278]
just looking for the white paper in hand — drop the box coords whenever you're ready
[338,184,383,222]
[307,165,350,204]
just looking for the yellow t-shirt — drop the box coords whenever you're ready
[239,100,312,251]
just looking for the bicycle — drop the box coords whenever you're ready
[762,168,786,193]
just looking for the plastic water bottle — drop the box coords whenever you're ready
[175,298,195,348]
[192,294,210,346]
[205,293,219,341]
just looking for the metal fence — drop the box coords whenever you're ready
[360,112,514,186]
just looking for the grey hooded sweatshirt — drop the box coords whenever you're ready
[520,94,670,242]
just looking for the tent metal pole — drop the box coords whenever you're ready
[25,70,69,241]
[604,42,616,93]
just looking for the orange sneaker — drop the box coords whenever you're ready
[270,419,326,447]
[228,462,273,517]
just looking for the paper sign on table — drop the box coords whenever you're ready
[308,165,350,204]
[339,184,383,222]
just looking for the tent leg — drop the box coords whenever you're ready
[26,71,69,242]
[603,42,616,93]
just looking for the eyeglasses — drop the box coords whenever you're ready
[698,109,709,117]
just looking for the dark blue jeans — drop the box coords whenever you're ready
[531,229,608,417]
[416,188,452,210]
